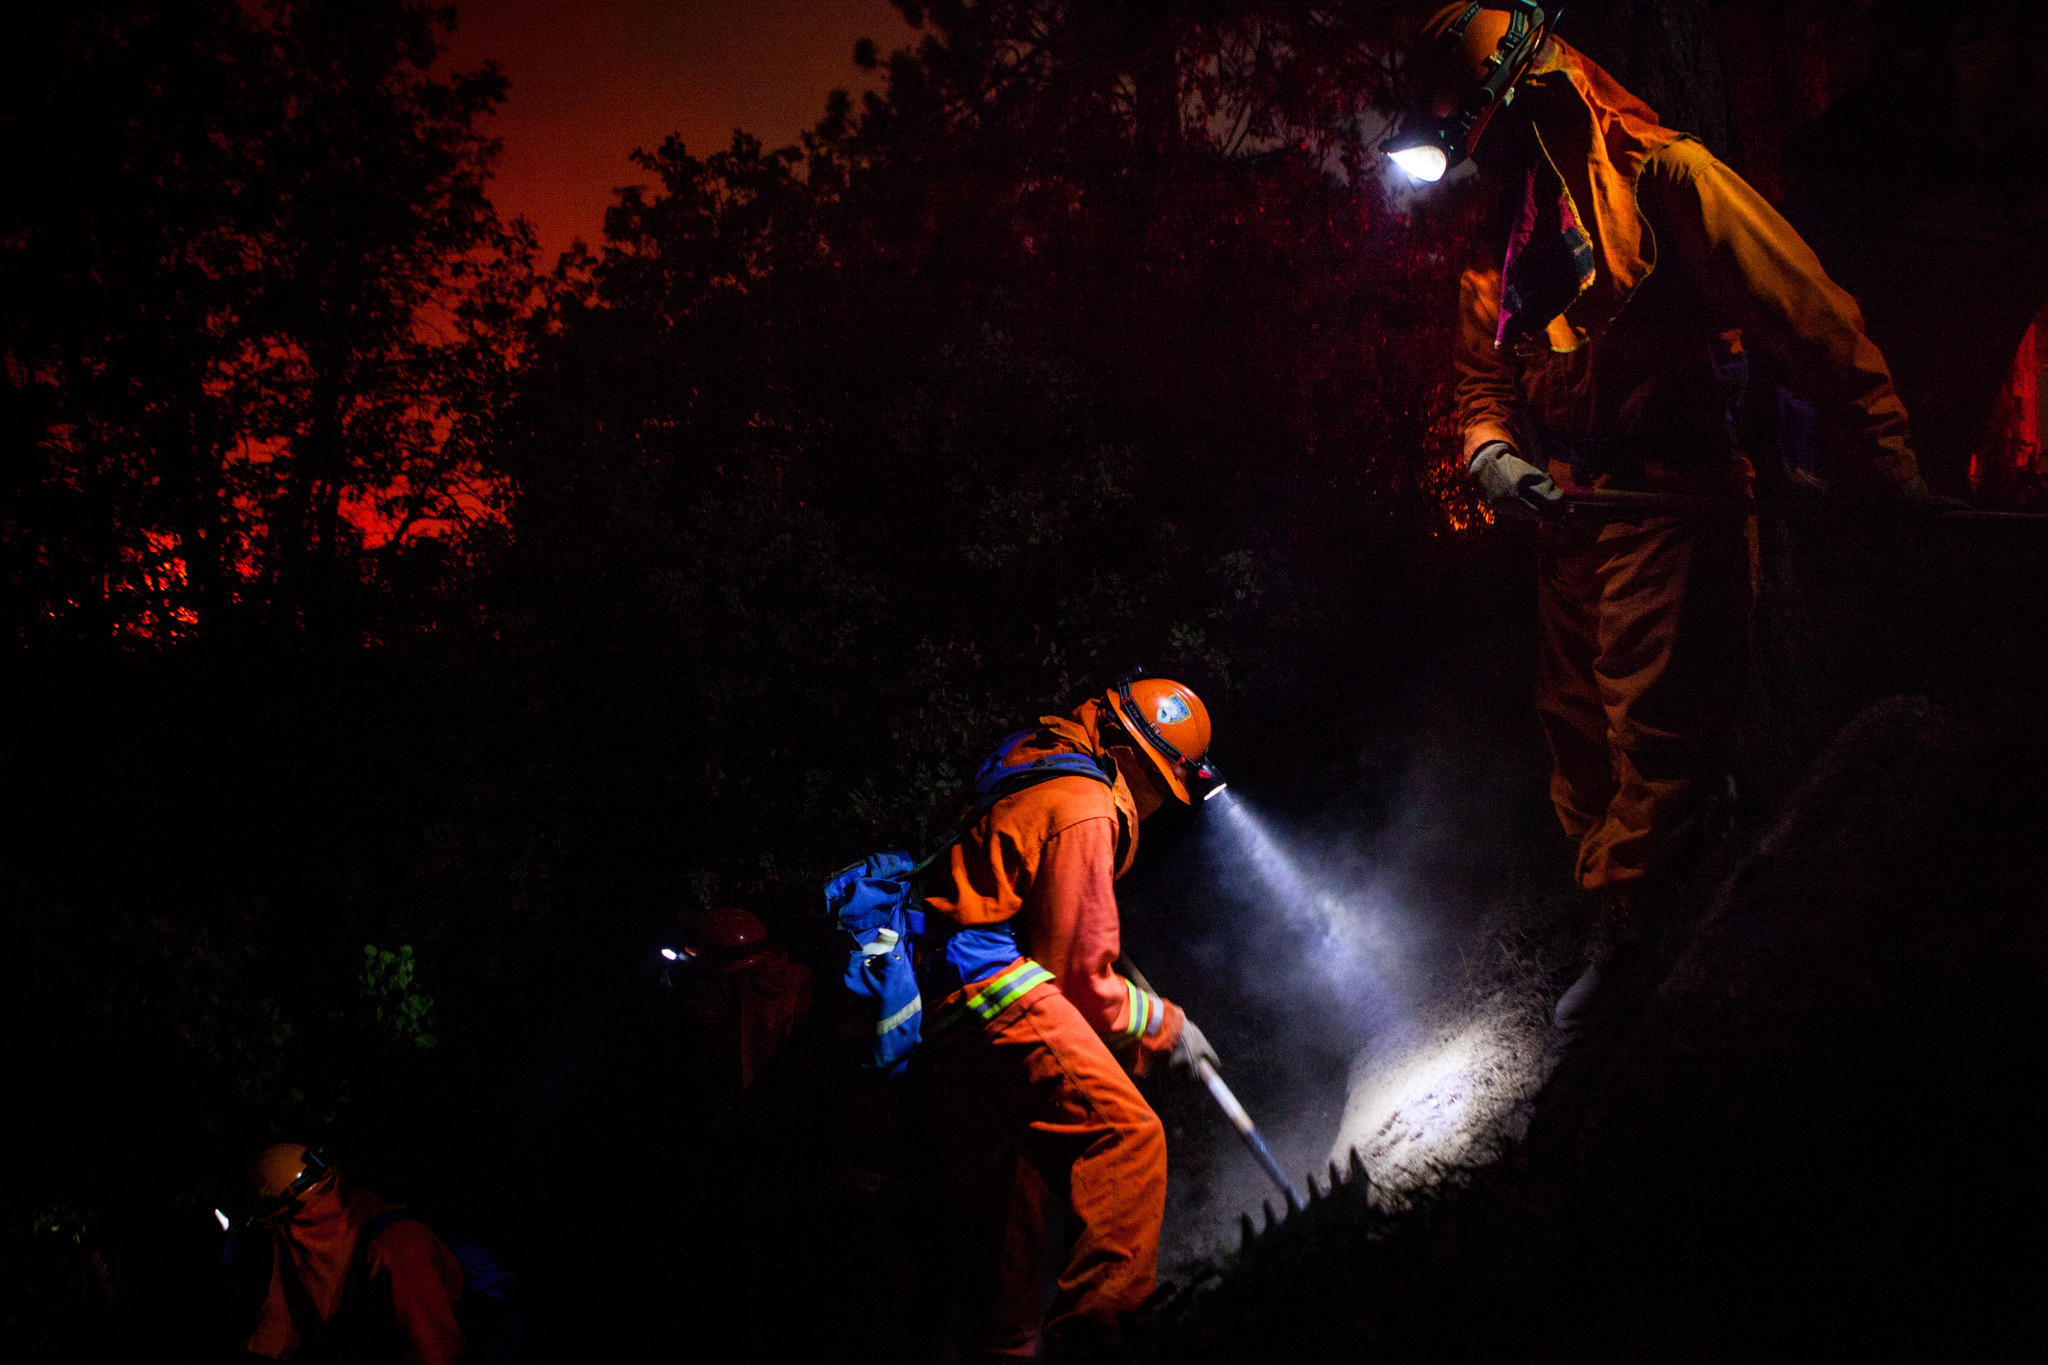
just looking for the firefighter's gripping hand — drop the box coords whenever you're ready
[1894,474,1973,515]
[1170,1019,1221,1076]
[1469,441,1564,520]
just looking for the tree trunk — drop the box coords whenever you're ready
[1562,0,1732,156]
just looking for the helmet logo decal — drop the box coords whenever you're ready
[1153,693,1192,728]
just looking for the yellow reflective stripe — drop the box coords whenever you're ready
[876,995,922,1035]
[966,960,1053,1020]
[1118,978,1146,1043]
[1115,981,1163,1047]
[926,959,1053,1039]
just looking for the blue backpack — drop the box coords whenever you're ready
[823,730,1114,1072]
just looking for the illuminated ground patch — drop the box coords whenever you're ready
[1330,997,1553,1192]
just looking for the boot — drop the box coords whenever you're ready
[1553,887,1666,1038]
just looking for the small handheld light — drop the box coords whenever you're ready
[1203,781,1231,802]
[660,947,680,961]
[214,1208,230,1232]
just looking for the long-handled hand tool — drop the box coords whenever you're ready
[1561,487,2048,525]
[1118,955,1304,1206]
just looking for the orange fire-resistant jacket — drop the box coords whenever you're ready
[920,700,1185,1074]
[730,948,810,1094]
[1455,36,1921,494]
[245,1174,464,1363]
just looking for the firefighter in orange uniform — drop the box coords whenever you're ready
[1391,5,1941,909]
[234,1143,464,1364]
[912,677,1221,1363]
[671,904,812,1104]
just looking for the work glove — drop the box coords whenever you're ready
[1468,441,1564,520]
[1894,473,1972,515]
[1170,1018,1220,1075]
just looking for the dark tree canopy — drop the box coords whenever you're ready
[1,0,532,650]
[6,4,2044,1361]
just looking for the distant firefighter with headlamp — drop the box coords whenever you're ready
[1388,9,1941,930]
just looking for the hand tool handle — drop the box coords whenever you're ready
[1563,488,2048,524]
[1117,955,1303,1205]
[1197,1057,1305,1206]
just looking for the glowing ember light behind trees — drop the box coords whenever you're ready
[5,0,1479,664]
[2,0,532,647]
[493,0,1488,881]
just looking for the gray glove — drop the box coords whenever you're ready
[1468,441,1564,520]
[1170,1018,1220,1074]
[1894,473,1972,514]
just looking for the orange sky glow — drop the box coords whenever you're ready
[439,0,915,263]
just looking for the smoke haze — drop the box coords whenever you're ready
[1129,709,1559,1266]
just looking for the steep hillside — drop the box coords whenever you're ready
[1136,696,2048,1361]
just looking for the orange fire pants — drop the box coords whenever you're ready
[911,978,1168,1362]
[1536,461,1755,891]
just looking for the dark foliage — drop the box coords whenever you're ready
[0,0,532,648]
[1,2,1485,1358]
[6,1,2043,1361]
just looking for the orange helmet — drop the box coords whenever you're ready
[684,905,769,954]
[1105,675,1217,805]
[1385,3,1557,182]
[244,1142,334,1224]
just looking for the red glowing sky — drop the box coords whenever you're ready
[440,0,914,262]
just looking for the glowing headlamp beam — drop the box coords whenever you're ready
[1390,143,1449,183]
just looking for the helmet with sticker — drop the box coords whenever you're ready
[1104,676,1215,806]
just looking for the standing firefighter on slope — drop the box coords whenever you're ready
[1389,5,1941,909]
[913,678,1221,1363]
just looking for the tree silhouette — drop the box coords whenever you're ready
[1,0,531,649]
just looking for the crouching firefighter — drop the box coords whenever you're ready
[224,1143,467,1364]
[824,676,1222,1362]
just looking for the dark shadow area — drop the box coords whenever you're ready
[7,3,2048,1362]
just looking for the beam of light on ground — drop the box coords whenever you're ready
[1327,1007,1549,1192]
[1200,787,1554,1210]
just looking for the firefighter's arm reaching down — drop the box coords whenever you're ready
[1452,258,1564,517]
[1019,811,1184,1074]
[1455,258,1522,463]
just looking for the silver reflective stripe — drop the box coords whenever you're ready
[877,995,923,1035]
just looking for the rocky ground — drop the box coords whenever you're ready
[1131,694,2048,1361]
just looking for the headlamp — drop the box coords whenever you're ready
[248,1145,333,1226]
[1387,137,1452,184]
[1383,1,1558,183]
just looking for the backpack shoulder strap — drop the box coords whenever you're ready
[909,740,1114,878]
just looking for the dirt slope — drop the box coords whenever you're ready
[1136,695,2048,1361]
